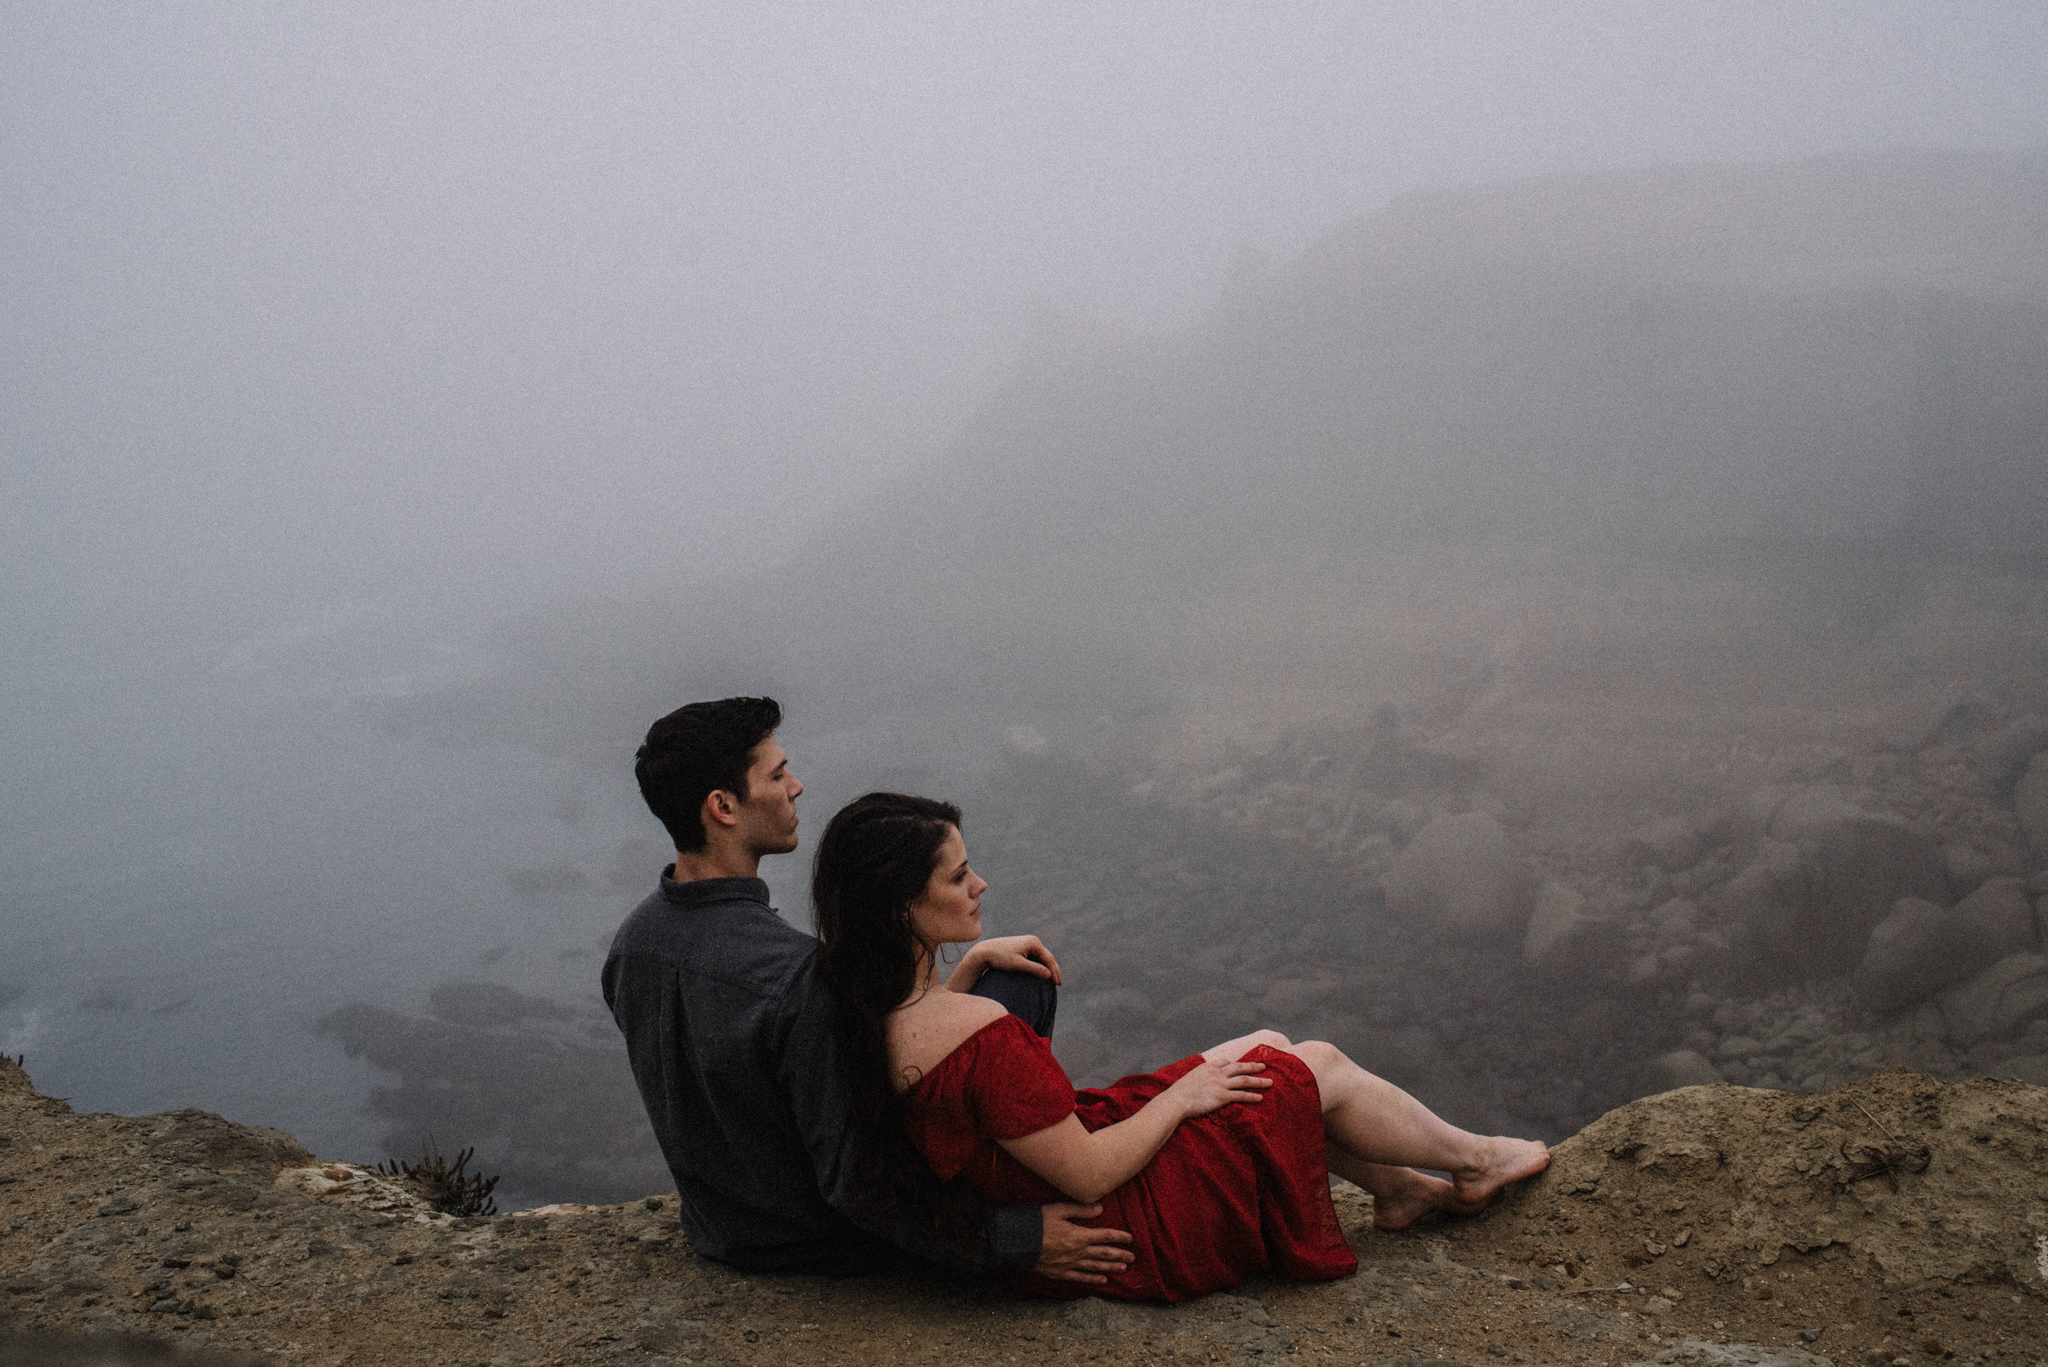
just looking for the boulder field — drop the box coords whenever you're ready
[1009,642,2048,1142]
[4,1057,2044,1367]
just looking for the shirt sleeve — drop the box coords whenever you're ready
[776,957,1045,1272]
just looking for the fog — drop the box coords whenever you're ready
[6,4,2048,1207]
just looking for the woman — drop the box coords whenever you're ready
[813,791,1550,1303]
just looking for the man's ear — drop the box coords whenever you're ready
[700,788,741,833]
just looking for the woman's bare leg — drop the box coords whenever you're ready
[1324,1150,1468,1230]
[1202,1030,1550,1218]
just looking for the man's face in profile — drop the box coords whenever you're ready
[731,734,803,858]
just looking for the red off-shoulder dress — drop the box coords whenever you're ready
[903,1013,1357,1302]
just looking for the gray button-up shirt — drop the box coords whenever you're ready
[603,872,1041,1272]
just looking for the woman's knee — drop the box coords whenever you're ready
[1291,1039,1349,1075]
[1202,1028,1293,1063]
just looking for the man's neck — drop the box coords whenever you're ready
[670,846,761,883]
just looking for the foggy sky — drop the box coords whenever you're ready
[6,2,2048,644]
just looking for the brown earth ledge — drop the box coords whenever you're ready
[3,1055,2045,1367]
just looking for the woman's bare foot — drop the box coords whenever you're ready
[1361,1166,1468,1230]
[1448,1136,1551,1211]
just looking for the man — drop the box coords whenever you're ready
[603,696,1134,1281]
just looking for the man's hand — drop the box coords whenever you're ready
[949,935,1062,993]
[1033,1202,1135,1284]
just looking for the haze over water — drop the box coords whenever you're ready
[6,4,2048,1205]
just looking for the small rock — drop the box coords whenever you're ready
[1942,841,1999,894]
[1970,713,2048,793]
[1936,952,2048,1043]
[1523,881,1588,962]
[1625,1338,1834,1367]
[1388,812,1536,934]
[1648,897,1703,942]
[1856,881,2035,1012]
[1748,788,1947,977]
[1058,1296,1169,1339]
[1627,818,1707,873]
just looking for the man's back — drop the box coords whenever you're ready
[602,873,877,1270]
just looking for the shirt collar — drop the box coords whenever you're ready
[658,869,772,909]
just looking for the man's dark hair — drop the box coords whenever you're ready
[635,697,783,852]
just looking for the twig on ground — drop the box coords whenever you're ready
[1851,1096,1901,1144]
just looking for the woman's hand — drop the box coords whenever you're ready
[946,934,1062,991]
[1162,1058,1271,1119]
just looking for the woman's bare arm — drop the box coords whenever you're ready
[944,934,1062,992]
[995,1060,1270,1203]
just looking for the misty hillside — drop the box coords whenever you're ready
[365,147,2048,738]
[788,149,2048,641]
[365,149,2048,752]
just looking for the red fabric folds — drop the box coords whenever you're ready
[903,1014,1357,1302]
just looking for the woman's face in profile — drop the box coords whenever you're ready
[909,825,987,950]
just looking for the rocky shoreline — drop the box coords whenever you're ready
[5,1055,2045,1367]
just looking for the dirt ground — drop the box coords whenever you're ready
[4,1055,2044,1367]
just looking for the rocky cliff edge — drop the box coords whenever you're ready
[2,1057,2045,1367]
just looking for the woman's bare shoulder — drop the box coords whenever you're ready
[889,991,1010,1088]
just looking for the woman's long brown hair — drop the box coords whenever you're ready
[811,791,972,1237]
